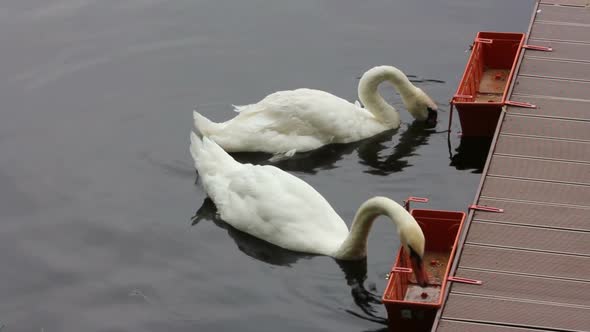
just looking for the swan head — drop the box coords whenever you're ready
[404,87,438,128]
[399,222,428,287]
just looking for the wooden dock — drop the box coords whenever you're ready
[433,1,590,331]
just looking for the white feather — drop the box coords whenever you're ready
[192,66,437,154]
[189,133,425,260]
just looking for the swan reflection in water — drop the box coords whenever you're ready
[191,197,388,326]
[233,120,436,176]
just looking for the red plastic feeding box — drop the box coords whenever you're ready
[382,209,466,332]
[451,32,525,137]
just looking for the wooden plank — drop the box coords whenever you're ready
[537,4,590,25]
[540,0,590,6]
[495,135,590,163]
[502,115,590,141]
[525,39,590,62]
[481,177,590,207]
[488,155,590,185]
[438,320,543,332]
[450,269,590,307]
[513,76,590,100]
[443,294,590,331]
[466,222,590,255]
[520,57,590,81]
[507,95,590,120]
[458,244,590,281]
[473,198,590,231]
[530,22,590,43]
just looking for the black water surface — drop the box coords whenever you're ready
[0,0,533,331]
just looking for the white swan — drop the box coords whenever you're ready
[193,65,438,156]
[189,132,428,286]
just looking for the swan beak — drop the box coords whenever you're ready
[410,255,429,287]
[426,107,438,128]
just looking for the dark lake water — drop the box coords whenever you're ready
[1,1,534,331]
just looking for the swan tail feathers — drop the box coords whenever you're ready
[193,111,216,137]
[232,104,255,113]
[268,149,297,163]
[232,104,247,113]
[190,131,239,175]
[189,131,204,165]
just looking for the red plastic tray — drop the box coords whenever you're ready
[382,209,466,331]
[451,32,525,137]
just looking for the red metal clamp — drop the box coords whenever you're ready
[505,100,537,109]
[407,197,429,203]
[523,44,553,52]
[403,196,429,211]
[391,267,413,274]
[448,276,483,285]
[475,38,493,44]
[469,205,504,213]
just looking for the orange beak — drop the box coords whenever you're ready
[410,255,429,287]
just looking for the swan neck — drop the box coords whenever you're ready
[334,197,411,260]
[357,66,416,126]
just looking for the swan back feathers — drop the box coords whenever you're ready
[190,132,349,254]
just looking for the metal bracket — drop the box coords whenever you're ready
[475,38,493,44]
[523,44,553,52]
[505,100,537,109]
[448,276,483,285]
[469,204,504,213]
[391,267,413,273]
[403,196,429,211]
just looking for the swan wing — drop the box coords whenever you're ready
[213,89,384,153]
[227,164,349,254]
[206,160,349,255]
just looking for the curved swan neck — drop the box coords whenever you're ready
[333,197,413,260]
[357,66,417,126]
